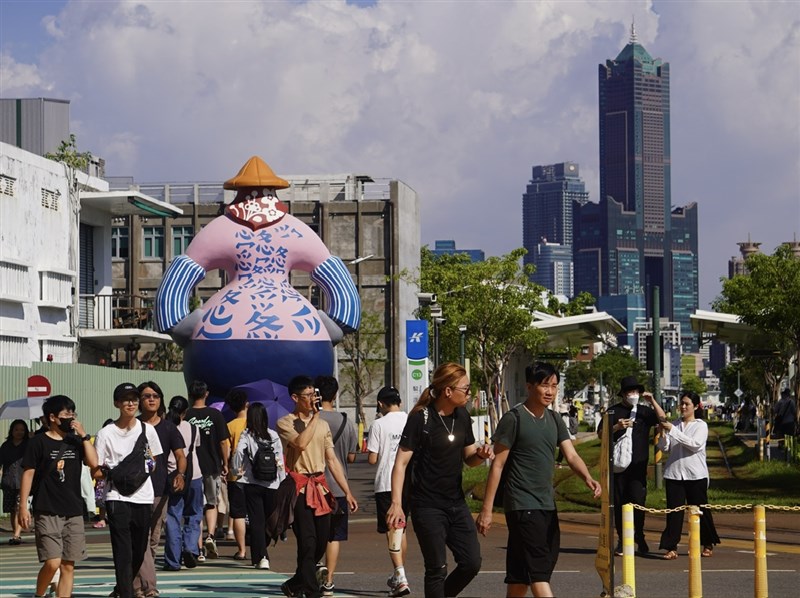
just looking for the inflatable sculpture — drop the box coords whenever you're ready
[154,156,361,398]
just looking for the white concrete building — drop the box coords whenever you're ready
[0,142,180,367]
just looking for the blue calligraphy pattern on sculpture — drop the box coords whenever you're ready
[291,305,321,335]
[196,304,234,339]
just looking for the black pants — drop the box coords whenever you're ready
[412,502,482,597]
[613,462,648,546]
[659,478,720,551]
[286,491,331,598]
[243,483,276,565]
[106,500,152,598]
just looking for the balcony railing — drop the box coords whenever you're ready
[79,293,155,331]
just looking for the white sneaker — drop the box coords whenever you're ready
[387,575,397,589]
[204,535,218,559]
[316,563,328,586]
[390,577,411,597]
[255,557,270,570]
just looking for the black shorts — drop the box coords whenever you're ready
[227,481,246,519]
[504,509,560,584]
[329,496,349,542]
[374,491,410,534]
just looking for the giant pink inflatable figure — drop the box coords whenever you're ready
[155,156,361,398]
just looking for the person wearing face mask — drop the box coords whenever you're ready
[17,395,98,598]
[598,376,666,556]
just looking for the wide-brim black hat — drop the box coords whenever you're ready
[618,375,645,397]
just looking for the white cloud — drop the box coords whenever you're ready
[0,53,52,95]
[4,0,799,309]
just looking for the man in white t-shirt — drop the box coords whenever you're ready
[94,383,163,598]
[367,387,410,597]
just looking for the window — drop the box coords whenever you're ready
[172,225,194,256]
[143,226,164,258]
[112,227,129,259]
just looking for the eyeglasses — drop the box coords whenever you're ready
[452,385,471,394]
[297,391,316,399]
[57,411,76,418]
[118,398,139,405]
[140,393,160,399]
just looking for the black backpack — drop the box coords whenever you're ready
[249,437,278,482]
[108,424,151,496]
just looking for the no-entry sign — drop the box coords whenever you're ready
[27,375,51,397]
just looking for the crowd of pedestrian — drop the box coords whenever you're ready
[1,359,751,597]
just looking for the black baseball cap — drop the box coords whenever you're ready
[377,386,400,403]
[114,382,140,402]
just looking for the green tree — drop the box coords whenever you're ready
[417,247,549,416]
[44,134,92,171]
[592,347,646,404]
[564,361,594,398]
[681,374,708,396]
[339,310,387,425]
[713,244,800,404]
[147,342,183,372]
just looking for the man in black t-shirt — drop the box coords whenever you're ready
[185,380,230,559]
[387,363,493,598]
[18,395,98,598]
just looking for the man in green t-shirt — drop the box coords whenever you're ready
[476,362,601,598]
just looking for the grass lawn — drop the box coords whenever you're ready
[463,421,800,512]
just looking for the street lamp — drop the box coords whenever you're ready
[458,325,467,366]
[433,317,446,369]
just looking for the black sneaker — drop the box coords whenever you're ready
[614,544,623,556]
[637,541,649,555]
[280,581,298,597]
[182,550,197,569]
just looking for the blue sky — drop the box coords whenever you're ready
[1,0,799,310]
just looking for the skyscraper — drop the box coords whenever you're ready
[574,24,699,351]
[522,162,589,296]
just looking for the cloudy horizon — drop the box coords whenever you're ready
[2,0,798,310]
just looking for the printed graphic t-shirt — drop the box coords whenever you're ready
[186,406,231,477]
[22,434,86,517]
[367,411,407,493]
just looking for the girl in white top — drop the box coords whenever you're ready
[232,402,285,569]
[657,391,720,559]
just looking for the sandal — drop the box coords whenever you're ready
[8,536,22,545]
[662,550,679,560]
[702,547,713,557]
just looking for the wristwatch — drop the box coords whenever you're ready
[81,434,91,442]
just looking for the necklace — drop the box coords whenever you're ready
[436,410,456,442]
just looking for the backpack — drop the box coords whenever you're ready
[168,425,196,495]
[108,424,151,496]
[249,437,278,482]
[493,409,521,508]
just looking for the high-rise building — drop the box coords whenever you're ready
[574,24,699,351]
[430,240,485,262]
[522,162,589,296]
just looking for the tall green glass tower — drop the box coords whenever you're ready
[574,24,699,351]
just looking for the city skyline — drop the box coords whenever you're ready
[1,1,798,310]
[574,25,699,351]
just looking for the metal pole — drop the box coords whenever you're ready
[688,506,703,598]
[754,505,768,598]
[433,319,440,370]
[459,327,466,366]
[653,285,663,490]
[621,503,635,594]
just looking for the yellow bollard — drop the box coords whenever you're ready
[688,506,703,598]
[754,505,768,598]
[621,503,636,596]
[484,419,490,445]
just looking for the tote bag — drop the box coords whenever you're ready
[612,406,636,473]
